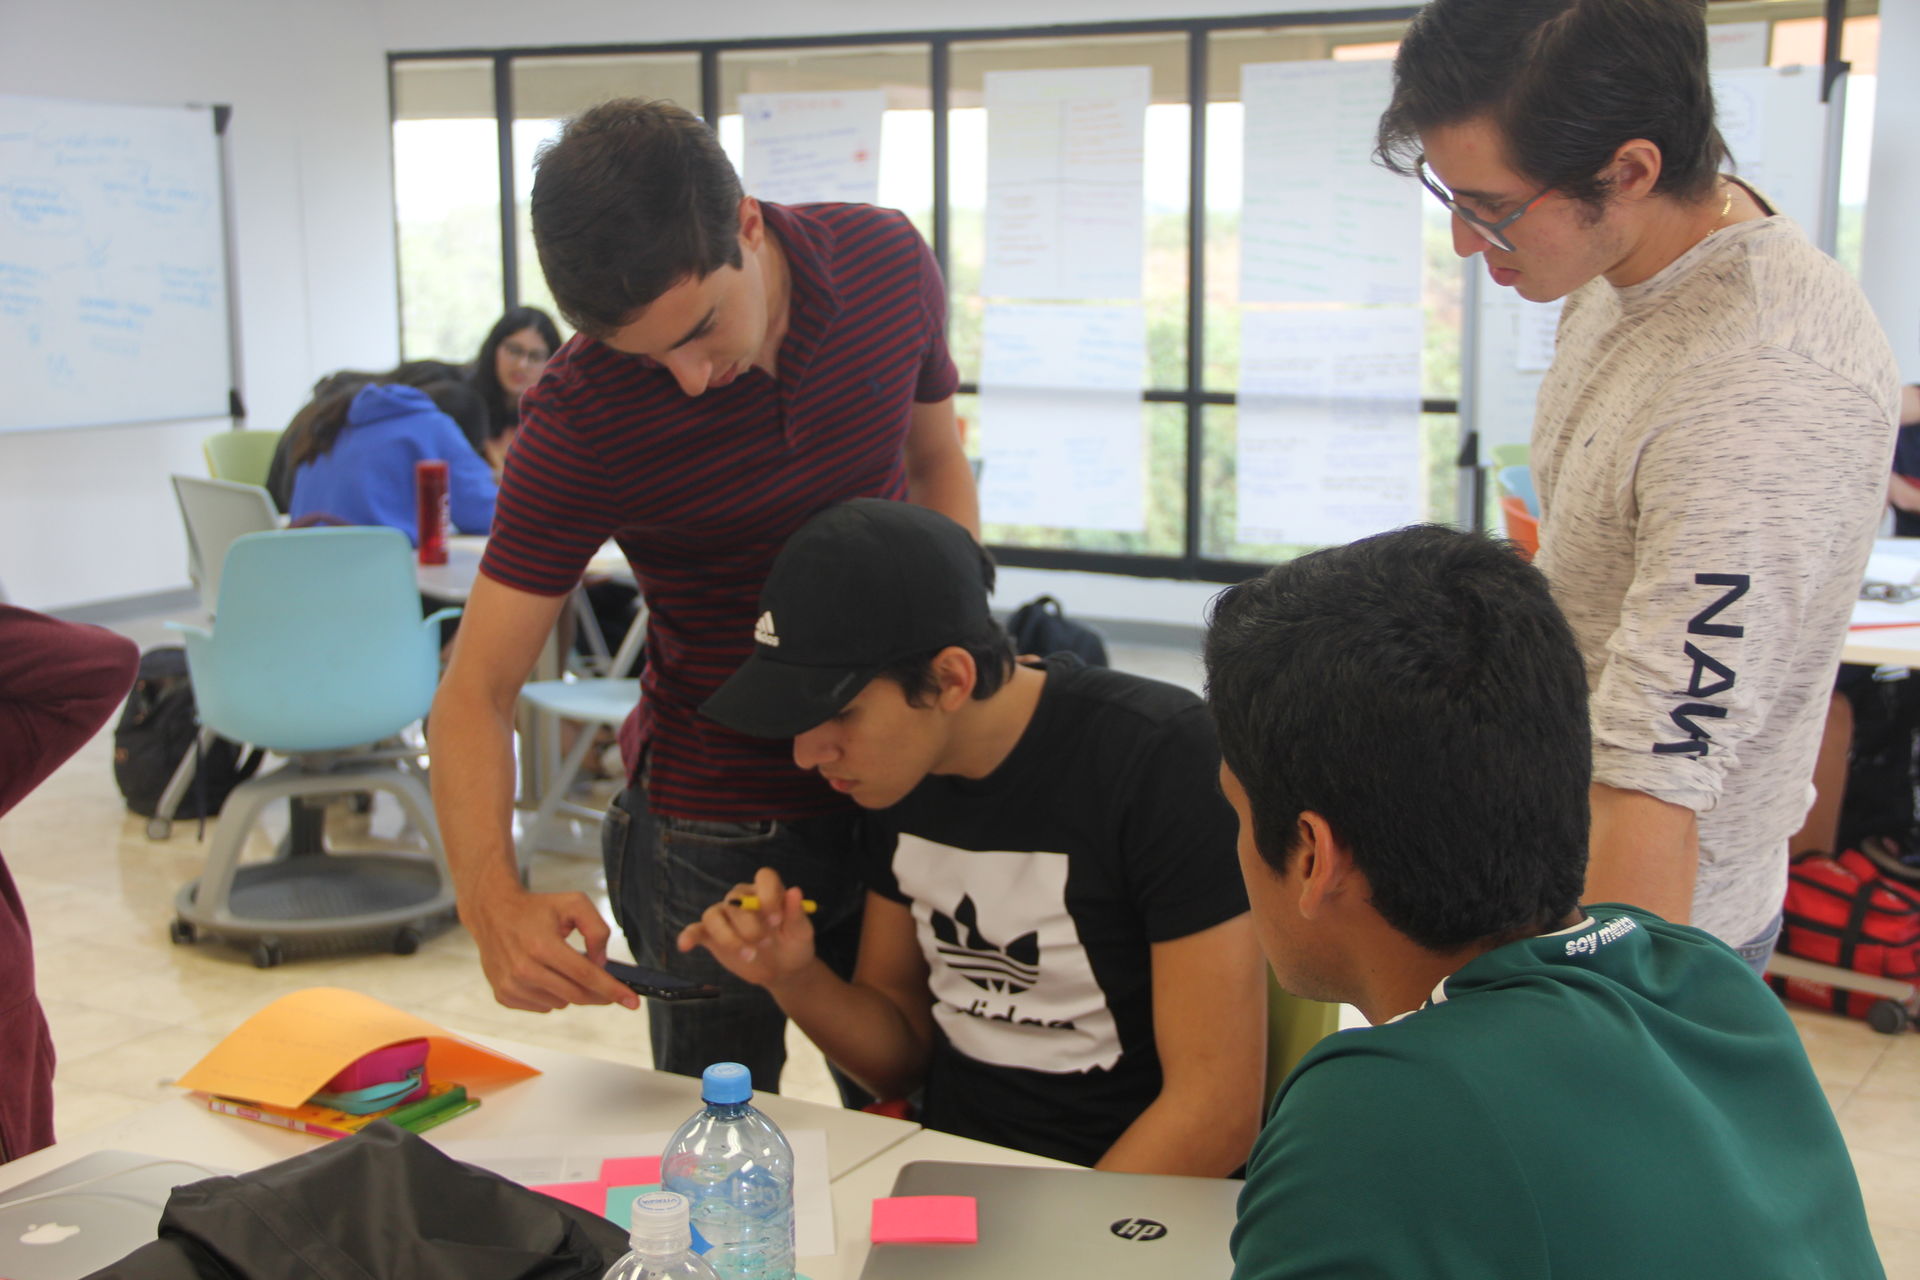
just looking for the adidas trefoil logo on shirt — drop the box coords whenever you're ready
[931,894,1040,994]
[755,611,779,647]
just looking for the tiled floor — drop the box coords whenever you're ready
[6,619,1920,1273]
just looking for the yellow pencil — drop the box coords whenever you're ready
[729,895,818,914]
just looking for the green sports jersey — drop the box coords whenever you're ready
[1232,907,1883,1279]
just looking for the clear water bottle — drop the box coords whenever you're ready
[604,1191,721,1280]
[661,1062,795,1280]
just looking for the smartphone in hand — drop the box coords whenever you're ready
[604,959,722,1001]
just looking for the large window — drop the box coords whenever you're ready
[391,1,1873,582]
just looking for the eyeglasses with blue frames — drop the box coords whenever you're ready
[1416,155,1554,254]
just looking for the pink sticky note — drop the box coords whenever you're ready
[871,1195,979,1245]
[600,1156,663,1186]
[532,1181,609,1214]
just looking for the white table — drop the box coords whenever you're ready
[0,1032,1105,1280]
[1843,597,1920,667]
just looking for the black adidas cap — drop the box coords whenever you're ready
[700,499,992,739]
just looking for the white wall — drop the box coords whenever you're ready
[0,0,399,610]
[1861,1,1919,383]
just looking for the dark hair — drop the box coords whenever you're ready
[470,306,562,434]
[875,540,1016,706]
[289,360,490,466]
[1203,526,1590,952]
[531,99,745,338]
[1376,0,1727,208]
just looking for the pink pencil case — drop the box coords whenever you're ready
[325,1038,430,1093]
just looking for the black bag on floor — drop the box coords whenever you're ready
[1007,595,1109,667]
[112,646,260,819]
[89,1121,630,1280]
[1834,664,1920,858]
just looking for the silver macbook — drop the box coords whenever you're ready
[860,1160,1241,1280]
[0,1150,225,1280]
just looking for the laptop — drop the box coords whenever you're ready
[859,1160,1241,1280]
[0,1150,225,1280]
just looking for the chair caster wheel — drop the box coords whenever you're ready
[1867,998,1909,1035]
[392,927,421,957]
[147,817,172,840]
[252,939,284,969]
[169,919,195,945]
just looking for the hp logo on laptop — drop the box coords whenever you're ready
[1110,1217,1168,1242]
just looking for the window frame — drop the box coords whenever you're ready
[388,1,1856,585]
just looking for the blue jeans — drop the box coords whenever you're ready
[1734,909,1784,979]
[601,785,866,1094]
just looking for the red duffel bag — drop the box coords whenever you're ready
[1770,846,1920,1023]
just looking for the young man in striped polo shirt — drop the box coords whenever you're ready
[427,99,978,1090]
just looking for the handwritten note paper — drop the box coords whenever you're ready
[739,91,886,206]
[1240,61,1420,306]
[1236,307,1424,547]
[983,67,1149,300]
[980,303,1146,532]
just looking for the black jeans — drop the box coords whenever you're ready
[601,785,866,1094]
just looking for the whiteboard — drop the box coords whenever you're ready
[0,94,234,434]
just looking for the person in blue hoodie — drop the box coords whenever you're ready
[288,364,497,544]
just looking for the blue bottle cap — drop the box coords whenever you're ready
[701,1061,753,1104]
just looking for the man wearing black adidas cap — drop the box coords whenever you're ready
[683,499,1265,1172]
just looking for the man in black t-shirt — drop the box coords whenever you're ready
[681,499,1265,1172]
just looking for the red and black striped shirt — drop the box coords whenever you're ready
[480,202,959,820]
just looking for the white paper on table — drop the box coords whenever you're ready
[1240,61,1420,307]
[739,91,886,207]
[1863,550,1920,588]
[979,303,1146,533]
[1236,307,1424,547]
[437,1128,835,1257]
[1513,297,1563,373]
[983,66,1149,300]
[1851,600,1920,628]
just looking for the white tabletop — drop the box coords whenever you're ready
[0,1032,1122,1279]
[1843,597,1920,667]
[417,536,631,603]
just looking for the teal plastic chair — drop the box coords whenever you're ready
[202,428,284,489]
[1496,464,1538,517]
[166,526,461,966]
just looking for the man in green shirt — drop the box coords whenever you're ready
[1206,525,1882,1278]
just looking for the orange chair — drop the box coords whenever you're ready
[1500,495,1539,560]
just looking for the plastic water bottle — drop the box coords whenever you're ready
[661,1062,795,1280]
[604,1191,721,1280]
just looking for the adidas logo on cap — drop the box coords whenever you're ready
[754,611,779,648]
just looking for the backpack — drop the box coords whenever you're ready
[1770,845,1920,1027]
[1833,665,1920,856]
[1006,595,1109,667]
[112,646,261,820]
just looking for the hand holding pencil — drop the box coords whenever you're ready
[677,866,819,990]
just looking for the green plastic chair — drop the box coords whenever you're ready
[203,428,284,488]
[1265,976,1343,1107]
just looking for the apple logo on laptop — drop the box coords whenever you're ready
[19,1222,81,1246]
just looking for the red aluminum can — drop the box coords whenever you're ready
[415,459,449,565]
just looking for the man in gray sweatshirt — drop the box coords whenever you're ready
[1376,0,1898,968]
